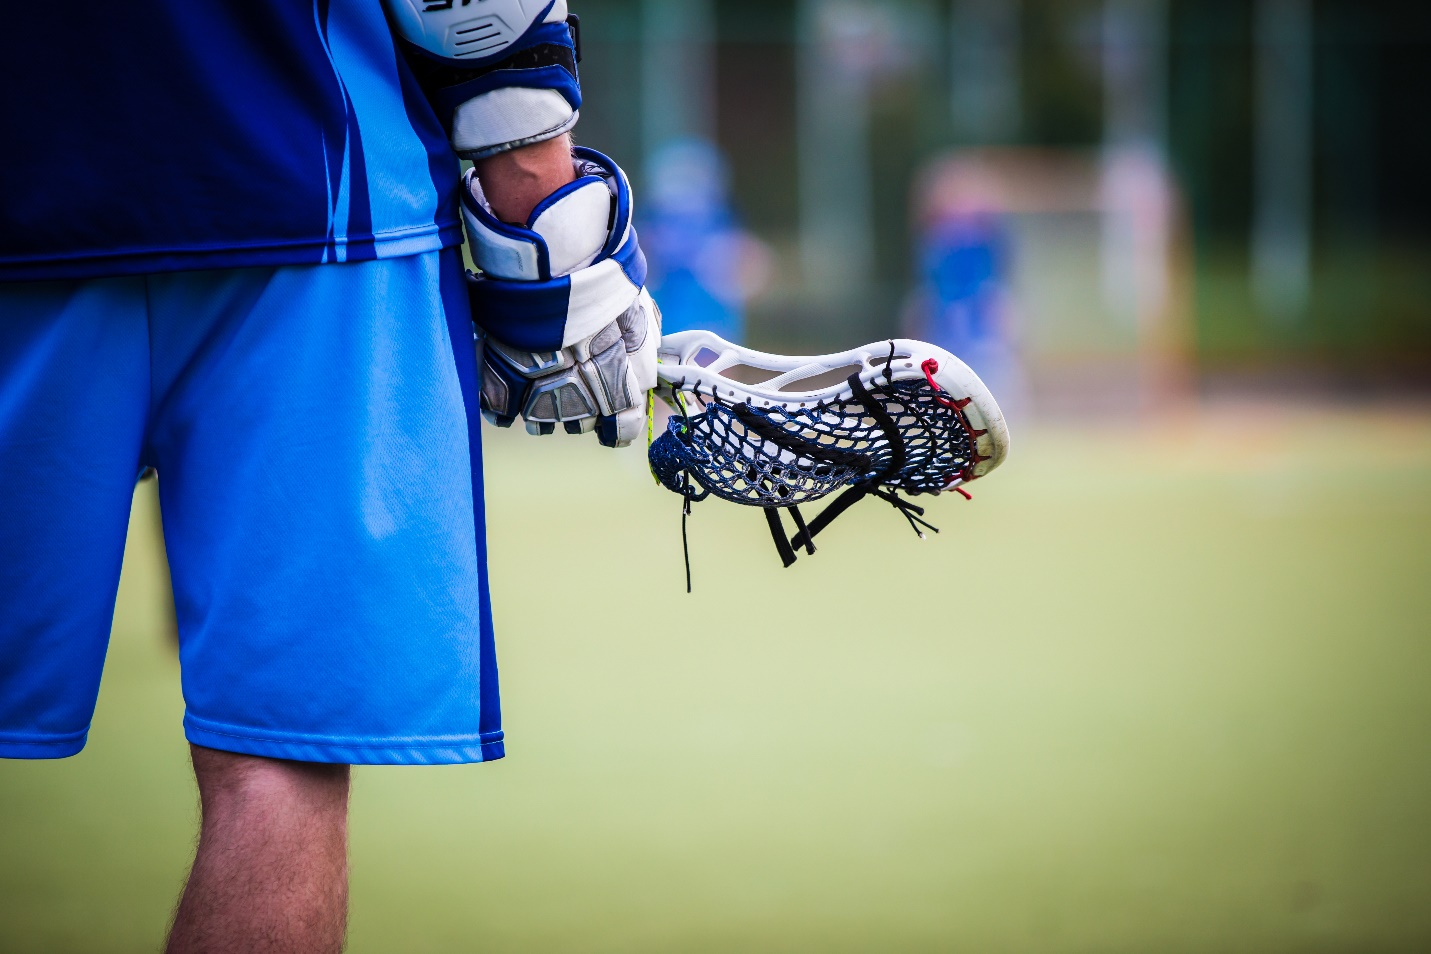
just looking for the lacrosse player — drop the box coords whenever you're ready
[0,2,655,950]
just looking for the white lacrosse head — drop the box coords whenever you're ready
[655,330,1009,479]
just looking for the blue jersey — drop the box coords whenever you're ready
[0,0,461,281]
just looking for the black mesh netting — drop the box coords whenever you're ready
[648,378,976,507]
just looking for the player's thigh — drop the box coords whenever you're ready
[146,250,500,764]
[0,278,150,757]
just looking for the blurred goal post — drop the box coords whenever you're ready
[909,147,1196,418]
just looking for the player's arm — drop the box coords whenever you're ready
[471,135,574,224]
[383,0,659,447]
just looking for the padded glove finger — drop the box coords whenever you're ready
[597,294,661,446]
[623,291,661,396]
[596,402,648,449]
[480,291,661,447]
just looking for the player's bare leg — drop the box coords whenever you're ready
[166,745,350,954]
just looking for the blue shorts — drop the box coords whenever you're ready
[0,249,503,765]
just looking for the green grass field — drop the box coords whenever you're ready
[3,405,1430,953]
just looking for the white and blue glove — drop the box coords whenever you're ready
[462,147,661,447]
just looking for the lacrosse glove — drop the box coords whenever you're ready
[463,147,660,447]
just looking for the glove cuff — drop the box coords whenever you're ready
[466,148,647,353]
[460,162,611,282]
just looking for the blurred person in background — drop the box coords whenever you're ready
[907,201,1027,419]
[0,2,658,952]
[640,138,772,343]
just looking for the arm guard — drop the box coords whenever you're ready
[383,0,581,159]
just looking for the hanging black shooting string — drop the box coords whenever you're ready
[680,468,693,593]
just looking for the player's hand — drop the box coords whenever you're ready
[478,288,660,447]
[463,147,659,448]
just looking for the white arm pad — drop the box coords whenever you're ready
[384,0,567,61]
[384,0,580,158]
[450,89,578,159]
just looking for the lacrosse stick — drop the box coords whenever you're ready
[649,330,1010,586]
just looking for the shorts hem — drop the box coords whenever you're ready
[183,714,505,766]
[0,729,88,760]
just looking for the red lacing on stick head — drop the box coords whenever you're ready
[921,359,971,410]
[924,358,983,496]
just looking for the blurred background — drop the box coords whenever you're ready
[3,1,1429,951]
[618,0,1431,414]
